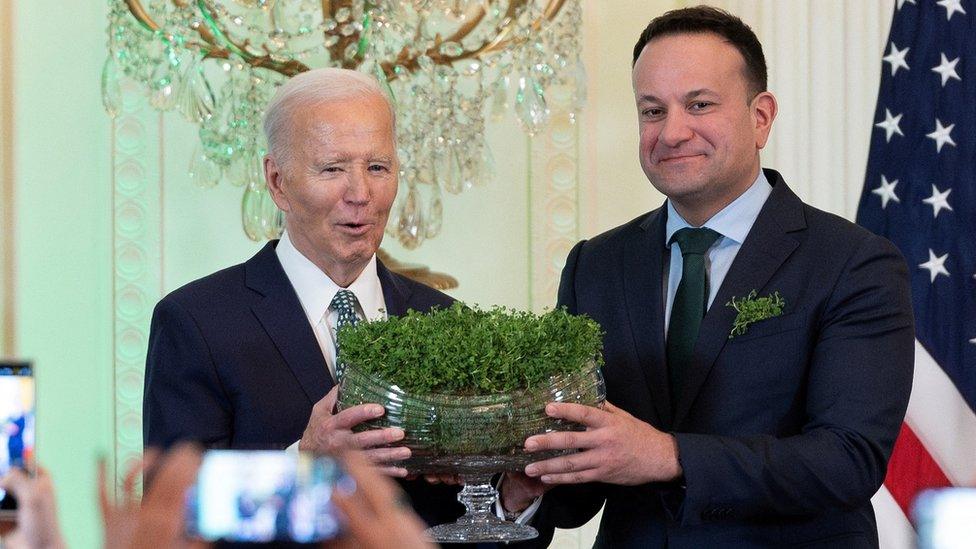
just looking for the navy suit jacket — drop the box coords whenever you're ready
[143,240,465,531]
[525,170,915,548]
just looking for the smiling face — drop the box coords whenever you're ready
[265,93,398,286]
[633,32,776,225]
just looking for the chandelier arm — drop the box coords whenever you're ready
[120,0,309,77]
[442,2,489,47]
[319,0,365,69]
[478,0,566,55]
[380,0,566,80]
[194,0,310,75]
[124,0,161,31]
[380,0,525,79]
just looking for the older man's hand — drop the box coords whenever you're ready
[299,387,411,477]
[523,401,682,486]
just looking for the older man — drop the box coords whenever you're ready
[503,6,914,548]
[143,68,463,530]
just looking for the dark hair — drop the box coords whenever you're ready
[632,5,767,98]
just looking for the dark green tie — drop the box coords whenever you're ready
[667,227,721,403]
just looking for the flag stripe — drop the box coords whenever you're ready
[904,340,976,485]
[883,423,951,515]
[872,485,915,549]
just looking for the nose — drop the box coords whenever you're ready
[658,110,694,148]
[344,167,371,204]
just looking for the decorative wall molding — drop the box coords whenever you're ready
[528,87,581,312]
[0,0,14,356]
[111,80,162,491]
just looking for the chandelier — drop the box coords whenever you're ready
[103,0,584,249]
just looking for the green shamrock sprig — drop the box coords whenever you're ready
[726,290,785,339]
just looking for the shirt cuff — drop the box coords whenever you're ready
[493,475,543,524]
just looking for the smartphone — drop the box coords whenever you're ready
[185,450,353,543]
[0,360,35,517]
[913,488,976,549]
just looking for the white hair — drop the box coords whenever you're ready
[263,67,396,167]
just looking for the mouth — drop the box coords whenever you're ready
[657,153,705,164]
[336,221,375,235]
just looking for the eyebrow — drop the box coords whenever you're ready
[638,89,718,103]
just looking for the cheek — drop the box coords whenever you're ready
[375,180,398,209]
[638,127,658,158]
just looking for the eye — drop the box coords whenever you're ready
[368,164,390,173]
[322,166,342,173]
[642,107,665,119]
[690,101,713,111]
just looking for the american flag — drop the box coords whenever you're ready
[855,0,976,545]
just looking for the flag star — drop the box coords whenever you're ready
[932,53,962,86]
[926,119,957,152]
[875,109,905,142]
[919,249,950,283]
[882,42,911,76]
[872,175,901,209]
[971,337,976,345]
[937,0,967,20]
[922,185,953,217]
[897,0,916,8]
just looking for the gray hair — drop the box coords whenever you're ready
[263,67,396,167]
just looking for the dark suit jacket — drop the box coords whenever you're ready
[526,170,914,548]
[143,240,465,532]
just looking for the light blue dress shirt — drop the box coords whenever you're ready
[664,171,773,334]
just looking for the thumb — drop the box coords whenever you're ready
[0,467,29,498]
[323,386,340,414]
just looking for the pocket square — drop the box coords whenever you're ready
[726,290,785,339]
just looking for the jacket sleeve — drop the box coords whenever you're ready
[143,296,233,449]
[674,234,915,525]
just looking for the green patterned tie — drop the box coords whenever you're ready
[330,289,360,381]
[666,227,721,404]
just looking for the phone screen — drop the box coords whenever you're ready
[0,361,35,512]
[185,450,352,543]
[913,488,976,549]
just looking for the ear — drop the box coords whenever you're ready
[264,155,291,213]
[751,91,778,150]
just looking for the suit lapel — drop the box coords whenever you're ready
[377,259,412,317]
[673,172,806,427]
[622,207,673,427]
[246,241,334,404]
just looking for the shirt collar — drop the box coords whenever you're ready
[665,170,773,247]
[275,231,384,324]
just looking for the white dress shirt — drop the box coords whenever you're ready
[664,170,773,333]
[275,231,387,382]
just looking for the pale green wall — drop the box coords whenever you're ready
[10,1,113,547]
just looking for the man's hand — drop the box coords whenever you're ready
[0,465,65,549]
[99,444,209,549]
[500,472,548,515]
[330,451,436,549]
[299,387,410,477]
[523,401,682,486]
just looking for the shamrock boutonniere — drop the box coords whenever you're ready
[725,290,786,339]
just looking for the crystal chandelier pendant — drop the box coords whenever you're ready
[106,0,586,245]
